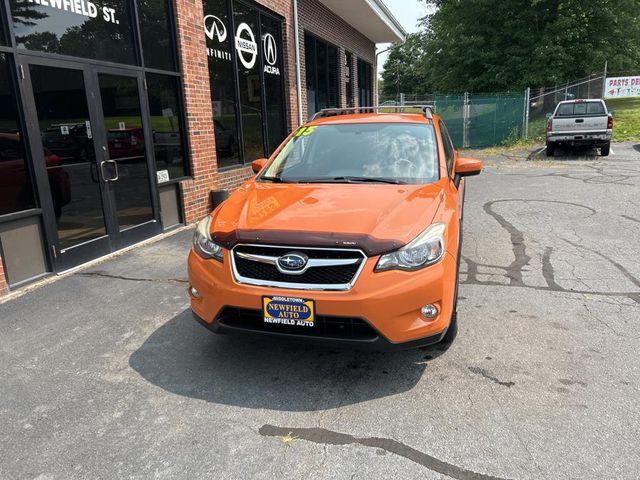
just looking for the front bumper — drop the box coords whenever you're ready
[187,247,457,349]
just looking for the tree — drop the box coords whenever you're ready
[419,0,640,92]
[381,33,432,96]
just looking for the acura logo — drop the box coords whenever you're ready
[204,15,227,43]
[263,33,277,66]
[278,252,308,271]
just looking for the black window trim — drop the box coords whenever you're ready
[211,0,288,170]
[304,30,341,116]
[438,119,455,177]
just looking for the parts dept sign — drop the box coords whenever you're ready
[25,0,121,24]
[604,76,640,99]
[203,14,280,76]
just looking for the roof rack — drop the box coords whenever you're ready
[312,105,435,121]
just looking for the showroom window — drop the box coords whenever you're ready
[0,53,36,216]
[146,73,187,180]
[0,7,7,45]
[305,33,339,119]
[138,0,177,71]
[345,51,354,108]
[204,0,287,168]
[9,0,137,64]
[358,58,373,108]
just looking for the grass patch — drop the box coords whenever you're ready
[607,97,640,142]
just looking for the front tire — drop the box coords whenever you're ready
[601,143,610,156]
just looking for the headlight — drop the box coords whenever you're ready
[193,216,223,261]
[375,223,446,271]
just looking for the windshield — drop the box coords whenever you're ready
[260,123,439,185]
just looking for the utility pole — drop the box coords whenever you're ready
[601,61,608,98]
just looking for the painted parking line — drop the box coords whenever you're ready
[609,147,615,155]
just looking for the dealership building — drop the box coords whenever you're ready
[0,0,405,295]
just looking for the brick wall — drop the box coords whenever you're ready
[175,0,376,222]
[297,0,376,120]
[0,260,7,296]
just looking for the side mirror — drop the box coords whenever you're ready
[545,113,553,119]
[453,157,482,188]
[251,158,267,174]
[455,157,483,177]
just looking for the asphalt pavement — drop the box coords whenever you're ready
[1,142,639,479]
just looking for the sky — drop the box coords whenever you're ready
[377,0,433,77]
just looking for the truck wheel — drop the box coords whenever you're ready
[601,143,610,157]
[546,143,555,157]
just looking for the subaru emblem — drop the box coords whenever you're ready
[278,252,308,271]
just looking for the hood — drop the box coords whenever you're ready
[210,180,444,256]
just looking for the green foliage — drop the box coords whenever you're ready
[381,33,432,96]
[392,0,640,93]
[607,97,640,142]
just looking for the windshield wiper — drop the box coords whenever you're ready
[260,176,291,183]
[298,176,406,185]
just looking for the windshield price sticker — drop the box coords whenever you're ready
[263,296,315,327]
[295,126,317,137]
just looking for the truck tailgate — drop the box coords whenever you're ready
[553,115,608,133]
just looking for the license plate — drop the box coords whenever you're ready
[262,296,315,328]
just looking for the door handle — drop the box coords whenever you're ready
[575,119,584,123]
[100,160,119,182]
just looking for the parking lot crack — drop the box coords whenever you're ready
[76,271,188,285]
[259,424,511,480]
[541,247,562,291]
[483,201,531,287]
[468,366,515,388]
[561,238,640,289]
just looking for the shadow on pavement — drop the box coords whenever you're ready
[528,145,602,161]
[129,309,444,411]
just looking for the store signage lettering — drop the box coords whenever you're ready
[604,76,640,99]
[263,33,280,76]
[26,0,120,24]
[235,23,257,69]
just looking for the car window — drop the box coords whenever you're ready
[439,120,455,176]
[556,102,606,116]
[587,102,606,114]
[261,123,439,184]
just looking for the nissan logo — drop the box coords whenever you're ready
[235,22,257,69]
[263,33,277,66]
[278,252,308,271]
[203,15,227,43]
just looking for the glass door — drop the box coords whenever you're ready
[93,69,160,248]
[26,61,112,270]
[20,57,161,271]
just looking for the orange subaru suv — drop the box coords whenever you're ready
[188,107,482,350]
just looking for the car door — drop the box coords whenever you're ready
[439,119,464,254]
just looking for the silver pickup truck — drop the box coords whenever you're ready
[546,99,613,157]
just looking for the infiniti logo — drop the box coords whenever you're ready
[203,15,227,43]
[278,253,308,271]
[263,33,277,66]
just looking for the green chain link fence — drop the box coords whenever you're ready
[379,92,526,148]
